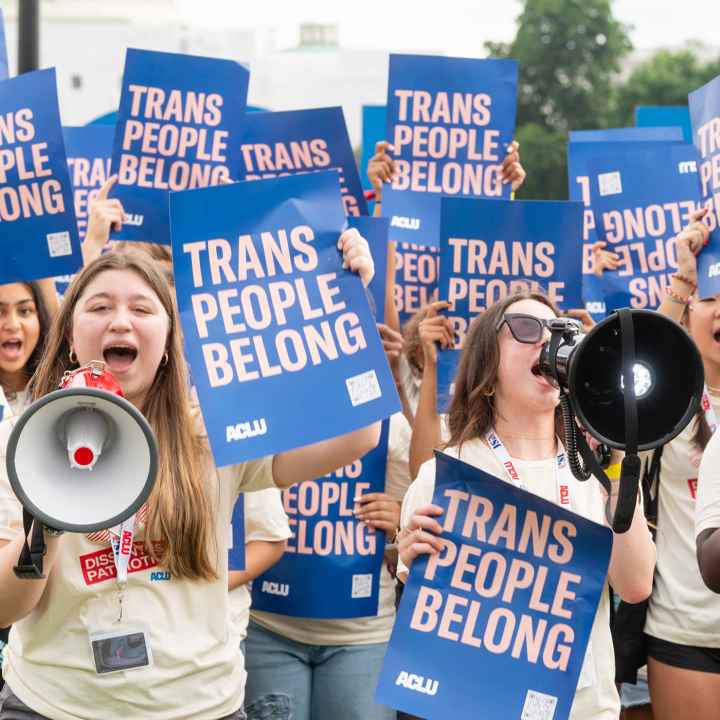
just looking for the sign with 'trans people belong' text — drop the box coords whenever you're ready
[690,75,720,298]
[375,452,612,720]
[110,48,249,245]
[589,143,710,312]
[0,68,82,284]
[436,198,583,409]
[237,107,368,216]
[383,54,518,246]
[251,421,389,618]
[170,171,400,467]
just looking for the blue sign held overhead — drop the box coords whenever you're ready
[383,54,518,247]
[170,171,400,467]
[690,75,720,298]
[110,48,249,245]
[567,127,684,321]
[229,495,246,572]
[589,143,705,312]
[437,198,583,409]
[348,215,389,322]
[375,451,612,720]
[394,241,440,327]
[252,421,389,619]
[636,106,692,143]
[0,69,82,284]
[237,107,367,216]
[360,104,387,191]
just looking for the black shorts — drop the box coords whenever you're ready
[646,634,720,673]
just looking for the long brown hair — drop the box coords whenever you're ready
[445,291,562,450]
[29,252,217,580]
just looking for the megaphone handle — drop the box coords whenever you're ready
[13,508,46,579]
[612,455,642,534]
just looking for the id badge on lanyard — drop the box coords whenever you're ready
[485,430,573,508]
[87,514,153,674]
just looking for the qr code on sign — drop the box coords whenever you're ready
[598,171,622,197]
[521,689,557,720]
[346,370,381,407]
[47,231,72,257]
[351,573,372,598]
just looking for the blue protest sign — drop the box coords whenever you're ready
[251,421,389,618]
[63,125,114,240]
[0,9,8,81]
[0,69,82,284]
[690,75,720,298]
[567,128,684,319]
[395,241,440,327]
[110,48,249,245]
[375,451,612,720]
[170,171,401,467]
[229,495,246,571]
[384,54,518,247]
[589,144,705,311]
[636,106,692,143]
[360,104,387,191]
[237,107,367,216]
[348,215,389,321]
[437,198,583,408]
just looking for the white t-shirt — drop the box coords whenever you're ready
[228,488,292,645]
[645,393,720,647]
[399,438,621,720]
[0,388,29,421]
[251,411,412,646]
[0,415,276,720]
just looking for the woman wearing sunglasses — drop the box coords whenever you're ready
[397,290,655,719]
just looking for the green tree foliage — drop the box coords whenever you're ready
[612,49,720,126]
[487,0,632,134]
[513,124,568,200]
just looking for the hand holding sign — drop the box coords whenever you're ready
[398,504,445,570]
[367,141,397,194]
[419,301,455,365]
[338,227,374,286]
[674,207,711,289]
[501,140,526,192]
[590,240,620,277]
[84,174,123,258]
[354,492,401,537]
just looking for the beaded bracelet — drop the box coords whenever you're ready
[671,272,697,290]
[665,285,692,305]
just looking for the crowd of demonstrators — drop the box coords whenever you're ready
[1,86,720,720]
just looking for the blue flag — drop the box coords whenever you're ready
[395,241,440,327]
[589,144,704,311]
[229,495,246,572]
[636,106,692,143]
[110,48,249,245]
[63,125,114,240]
[690,75,720,298]
[0,68,82,284]
[170,171,400,467]
[251,421,389,618]
[383,54,518,247]
[375,452,612,720]
[348,215,389,322]
[0,8,8,81]
[238,107,367,216]
[437,198,583,409]
[567,127,684,320]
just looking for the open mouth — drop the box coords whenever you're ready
[0,339,23,359]
[102,345,138,373]
[714,330,720,343]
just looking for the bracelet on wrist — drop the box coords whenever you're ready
[665,285,692,305]
[671,272,696,290]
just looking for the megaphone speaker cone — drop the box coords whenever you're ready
[6,387,158,533]
[568,310,704,451]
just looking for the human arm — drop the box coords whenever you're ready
[695,433,720,592]
[367,141,396,216]
[408,301,454,479]
[35,277,60,319]
[82,175,124,266]
[502,140,526,194]
[228,539,287,591]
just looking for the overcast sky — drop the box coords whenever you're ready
[176,0,719,55]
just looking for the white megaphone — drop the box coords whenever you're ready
[6,361,158,534]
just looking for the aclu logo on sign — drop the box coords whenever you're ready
[123,213,144,226]
[391,215,420,230]
[708,263,720,278]
[585,300,606,314]
[395,671,439,697]
[261,581,289,597]
[678,160,698,174]
[226,418,268,442]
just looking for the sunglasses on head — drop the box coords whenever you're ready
[495,313,555,344]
